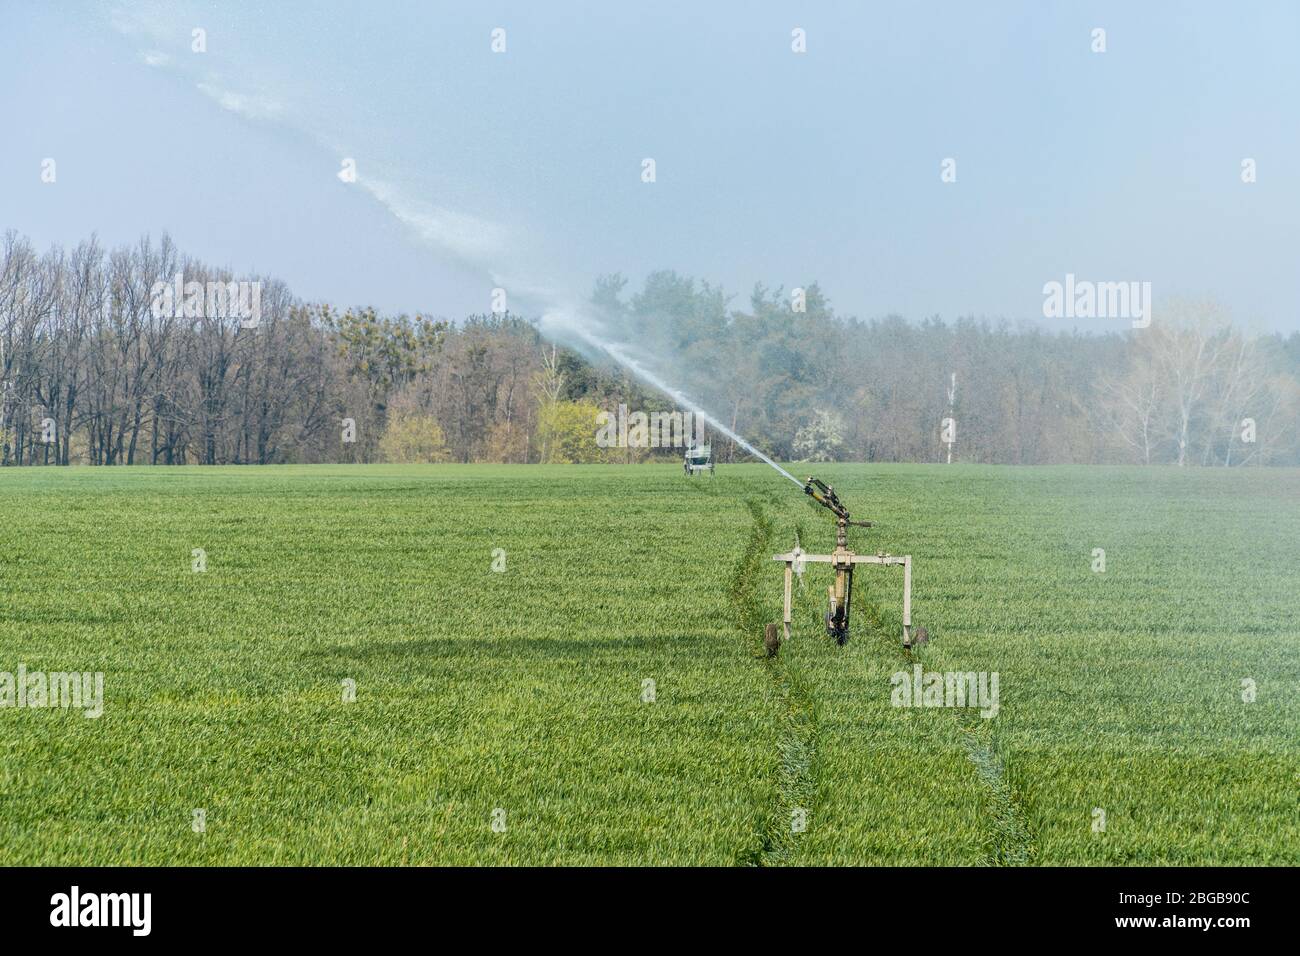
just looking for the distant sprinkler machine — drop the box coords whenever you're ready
[765,478,927,656]
[682,440,714,476]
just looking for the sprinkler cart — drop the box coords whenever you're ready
[767,477,927,655]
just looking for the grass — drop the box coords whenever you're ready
[0,463,1296,865]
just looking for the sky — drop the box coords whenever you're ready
[2,0,1297,332]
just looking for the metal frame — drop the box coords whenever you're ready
[772,546,916,647]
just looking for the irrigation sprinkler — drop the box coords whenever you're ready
[768,477,927,654]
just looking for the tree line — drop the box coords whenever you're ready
[590,272,1299,466]
[2,230,1296,467]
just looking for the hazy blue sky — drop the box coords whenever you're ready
[3,1,1297,330]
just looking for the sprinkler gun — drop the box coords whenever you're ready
[803,477,873,548]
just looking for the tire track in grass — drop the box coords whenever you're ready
[728,499,818,866]
[847,571,1034,864]
[955,717,1033,866]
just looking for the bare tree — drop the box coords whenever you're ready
[1096,339,1162,464]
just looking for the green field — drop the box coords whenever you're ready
[0,463,1296,865]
